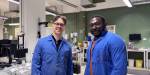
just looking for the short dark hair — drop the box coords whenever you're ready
[91,16,107,26]
[52,15,67,25]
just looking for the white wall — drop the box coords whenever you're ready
[0,20,4,39]
[0,0,8,40]
[21,0,45,62]
[0,0,9,13]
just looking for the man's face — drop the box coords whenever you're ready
[52,18,65,35]
[89,17,104,37]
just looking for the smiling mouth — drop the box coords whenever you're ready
[93,30,101,35]
[56,29,61,32]
[94,31,98,34]
[56,28,62,32]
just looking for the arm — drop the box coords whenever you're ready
[67,48,73,75]
[110,39,128,75]
[84,45,91,75]
[31,40,42,75]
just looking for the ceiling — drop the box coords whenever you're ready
[45,0,126,14]
[45,0,150,14]
[0,0,19,18]
[0,0,150,18]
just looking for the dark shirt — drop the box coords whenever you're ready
[52,35,62,51]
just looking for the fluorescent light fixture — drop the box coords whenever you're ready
[123,0,133,7]
[9,23,20,26]
[45,11,56,16]
[8,0,20,5]
[0,16,8,20]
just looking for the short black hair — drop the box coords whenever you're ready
[90,16,107,31]
[52,15,67,25]
[91,16,107,26]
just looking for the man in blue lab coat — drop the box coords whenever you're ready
[32,15,73,75]
[84,16,127,75]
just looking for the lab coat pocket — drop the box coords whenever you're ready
[97,55,105,63]
[62,51,69,64]
[96,48,109,64]
[45,53,53,63]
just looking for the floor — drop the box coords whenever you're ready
[1,64,150,75]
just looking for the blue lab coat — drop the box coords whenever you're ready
[32,35,73,75]
[84,31,127,75]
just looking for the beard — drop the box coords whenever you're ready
[90,29,102,38]
[90,26,106,38]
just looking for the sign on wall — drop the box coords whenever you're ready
[106,25,116,33]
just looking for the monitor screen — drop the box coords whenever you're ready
[129,34,141,41]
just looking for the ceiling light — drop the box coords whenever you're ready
[123,0,133,7]
[0,16,8,20]
[9,23,20,26]
[8,0,20,5]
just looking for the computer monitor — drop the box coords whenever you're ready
[129,34,141,41]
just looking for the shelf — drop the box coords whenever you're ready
[127,50,146,68]
[72,50,82,54]
[128,67,150,75]
[128,67,148,71]
[128,49,146,52]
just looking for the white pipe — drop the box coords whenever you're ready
[123,0,133,7]
[8,0,20,5]
[45,11,56,16]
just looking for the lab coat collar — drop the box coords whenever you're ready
[94,30,108,43]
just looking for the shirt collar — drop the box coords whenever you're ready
[51,35,62,43]
[48,34,64,42]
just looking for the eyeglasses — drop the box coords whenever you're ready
[54,22,65,27]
